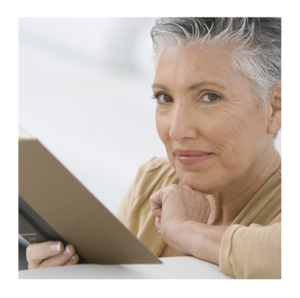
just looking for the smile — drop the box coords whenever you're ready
[173,149,214,165]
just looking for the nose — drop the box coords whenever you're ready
[169,103,198,141]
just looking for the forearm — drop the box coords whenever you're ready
[179,220,228,265]
[219,223,281,278]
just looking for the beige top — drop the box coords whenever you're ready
[116,157,281,279]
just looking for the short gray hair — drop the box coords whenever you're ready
[150,18,281,104]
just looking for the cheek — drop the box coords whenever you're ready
[204,105,267,165]
[155,109,170,145]
[155,109,176,165]
[216,110,248,154]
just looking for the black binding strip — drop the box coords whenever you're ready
[19,196,88,264]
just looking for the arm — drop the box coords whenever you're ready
[150,184,281,279]
[219,222,281,278]
[173,220,281,278]
[178,221,228,266]
[150,183,224,263]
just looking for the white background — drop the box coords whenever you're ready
[19,18,281,215]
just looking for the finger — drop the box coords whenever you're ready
[155,217,161,231]
[26,241,64,268]
[37,244,76,269]
[150,190,162,217]
[65,253,79,266]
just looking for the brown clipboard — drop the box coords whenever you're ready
[19,139,161,265]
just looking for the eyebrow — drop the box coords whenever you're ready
[188,81,227,91]
[151,81,227,91]
[151,84,170,91]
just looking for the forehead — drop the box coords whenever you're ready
[154,44,245,91]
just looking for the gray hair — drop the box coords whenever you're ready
[150,18,281,103]
[150,18,281,138]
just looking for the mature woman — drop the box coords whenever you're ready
[26,17,281,279]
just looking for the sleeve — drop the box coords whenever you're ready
[219,221,281,279]
[116,179,134,227]
[115,157,164,232]
[115,156,175,240]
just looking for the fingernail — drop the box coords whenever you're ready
[70,255,75,261]
[158,230,161,235]
[63,245,71,255]
[50,242,61,252]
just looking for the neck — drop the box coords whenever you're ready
[205,147,281,226]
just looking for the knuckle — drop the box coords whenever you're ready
[26,244,35,260]
[25,245,31,256]
[169,184,179,190]
[163,184,178,195]
[180,184,188,189]
[38,260,51,269]
[151,189,160,197]
[150,190,161,201]
[149,199,156,210]
[181,184,191,191]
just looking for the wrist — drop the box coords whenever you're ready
[181,220,228,265]
[164,220,196,256]
[182,220,206,257]
[176,220,203,256]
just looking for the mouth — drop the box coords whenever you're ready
[173,149,214,165]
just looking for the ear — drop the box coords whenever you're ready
[267,80,281,135]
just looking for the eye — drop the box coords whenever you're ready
[201,92,221,102]
[152,93,173,104]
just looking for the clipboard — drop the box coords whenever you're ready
[19,135,161,265]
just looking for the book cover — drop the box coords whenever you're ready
[18,127,161,265]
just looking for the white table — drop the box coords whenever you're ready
[18,256,234,279]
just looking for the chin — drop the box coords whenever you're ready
[178,172,220,194]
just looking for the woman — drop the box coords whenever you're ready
[26,18,281,279]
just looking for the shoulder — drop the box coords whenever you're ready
[132,156,179,199]
[136,156,173,174]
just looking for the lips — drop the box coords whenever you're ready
[173,149,214,165]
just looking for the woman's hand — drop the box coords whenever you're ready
[26,241,79,270]
[150,184,227,264]
[150,184,211,254]
[150,184,211,228]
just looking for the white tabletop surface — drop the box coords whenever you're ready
[19,256,234,279]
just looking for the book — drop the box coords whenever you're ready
[18,125,161,265]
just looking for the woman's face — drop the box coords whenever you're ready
[153,44,273,193]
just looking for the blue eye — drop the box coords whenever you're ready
[202,93,221,102]
[152,93,173,104]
